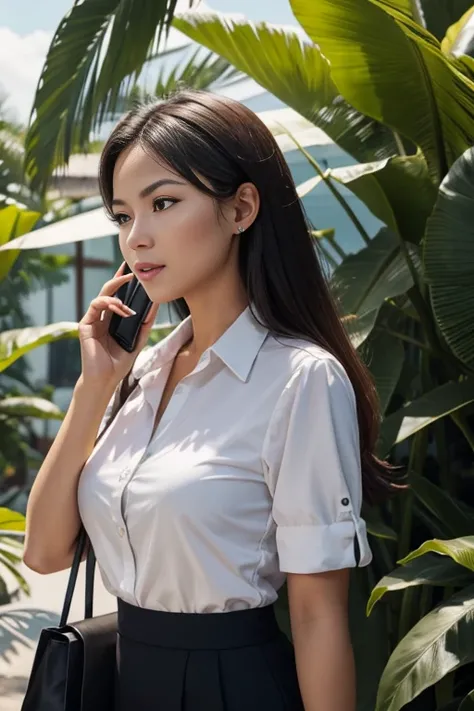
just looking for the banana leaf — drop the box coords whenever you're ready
[378,379,474,453]
[419,0,474,41]
[375,582,474,711]
[174,10,400,164]
[367,553,474,614]
[0,322,78,372]
[442,6,474,57]
[399,536,474,572]
[359,331,404,414]
[0,397,64,420]
[290,0,474,182]
[424,146,474,371]
[328,153,436,243]
[331,228,416,348]
[409,474,474,538]
[0,205,40,280]
[0,508,25,531]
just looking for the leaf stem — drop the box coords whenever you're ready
[283,127,372,245]
[392,131,407,157]
[375,327,429,351]
[325,232,347,260]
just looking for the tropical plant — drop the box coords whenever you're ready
[171,2,474,710]
[114,47,244,115]
[0,507,28,604]
[0,204,74,602]
[24,0,200,194]
[0,94,43,212]
[21,0,474,707]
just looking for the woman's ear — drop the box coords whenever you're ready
[232,182,260,234]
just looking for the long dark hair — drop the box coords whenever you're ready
[99,89,399,505]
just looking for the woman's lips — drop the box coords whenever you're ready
[136,266,165,282]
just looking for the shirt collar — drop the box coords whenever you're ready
[132,304,268,383]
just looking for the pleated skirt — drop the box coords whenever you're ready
[115,598,304,710]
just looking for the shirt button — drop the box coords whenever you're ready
[118,527,125,537]
[120,468,130,481]
[341,497,350,506]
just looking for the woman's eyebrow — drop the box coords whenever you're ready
[112,178,186,206]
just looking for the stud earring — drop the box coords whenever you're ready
[237,226,245,234]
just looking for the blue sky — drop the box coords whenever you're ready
[0,0,297,122]
[1,0,296,34]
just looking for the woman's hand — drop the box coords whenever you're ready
[78,262,160,387]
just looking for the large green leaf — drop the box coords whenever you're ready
[329,153,436,243]
[290,0,474,181]
[174,10,400,163]
[0,205,40,280]
[409,474,474,538]
[331,228,415,348]
[360,331,404,414]
[442,6,474,57]
[367,553,474,615]
[0,397,64,420]
[419,0,474,41]
[399,536,474,572]
[375,583,474,711]
[0,322,78,372]
[424,146,474,370]
[0,508,25,532]
[25,0,194,194]
[379,379,474,453]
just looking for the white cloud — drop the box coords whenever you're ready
[0,27,52,124]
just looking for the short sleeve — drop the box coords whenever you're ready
[262,355,372,574]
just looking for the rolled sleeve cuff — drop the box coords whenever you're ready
[276,517,372,574]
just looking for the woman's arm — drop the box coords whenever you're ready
[287,569,356,711]
[23,376,118,575]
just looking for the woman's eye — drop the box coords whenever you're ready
[112,213,130,226]
[153,197,176,212]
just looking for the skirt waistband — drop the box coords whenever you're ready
[117,599,281,650]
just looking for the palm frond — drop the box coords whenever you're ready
[25,0,195,195]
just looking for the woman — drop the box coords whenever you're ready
[24,90,396,710]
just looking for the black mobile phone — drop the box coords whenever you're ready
[108,263,153,352]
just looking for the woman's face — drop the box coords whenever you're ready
[111,143,256,304]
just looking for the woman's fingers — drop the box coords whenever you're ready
[99,271,134,297]
[114,261,127,278]
[81,295,136,326]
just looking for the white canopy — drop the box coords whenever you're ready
[0,207,116,252]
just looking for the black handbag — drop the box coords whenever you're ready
[20,529,117,711]
[20,375,139,711]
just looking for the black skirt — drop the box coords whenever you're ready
[115,598,304,710]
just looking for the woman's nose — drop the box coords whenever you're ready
[125,217,155,251]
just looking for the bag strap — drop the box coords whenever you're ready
[59,374,138,627]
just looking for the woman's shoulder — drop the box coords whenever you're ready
[264,333,350,382]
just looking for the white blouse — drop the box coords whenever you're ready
[78,305,372,613]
